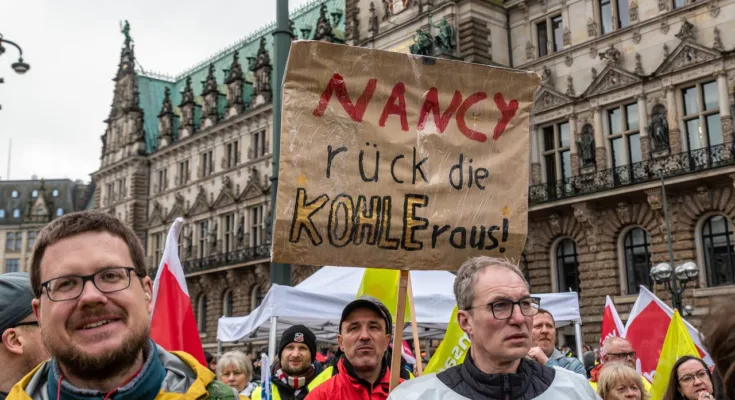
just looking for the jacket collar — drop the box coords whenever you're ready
[339,356,390,394]
[456,351,537,398]
[589,363,604,383]
[548,348,564,361]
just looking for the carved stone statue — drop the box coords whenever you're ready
[382,0,391,20]
[251,38,272,98]
[237,216,245,247]
[541,65,552,86]
[184,225,193,257]
[264,210,273,244]
[577,133,596,167]
[598,44,621,65]
[121,20,132,44]
[647,108,670,151]
[313,2,334,41]
[409,29,433,56]
[208,219,218,252]
[433,18,456,52]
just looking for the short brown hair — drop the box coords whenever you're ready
[30,210,146,298]
[598,362,650,400]
[535,308,555,326]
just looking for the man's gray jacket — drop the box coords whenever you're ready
[545,348,587,377]
[388,353,599,400]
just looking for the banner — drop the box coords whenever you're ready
[357,268,410,323]
[599,295,625,356]
[648,310,700,400]
[272,41,539,271]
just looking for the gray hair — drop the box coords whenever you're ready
[454,256,529,311]
[216,350,253,382]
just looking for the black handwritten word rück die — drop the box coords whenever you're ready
[288,188,509,252]
[312,74,520,144]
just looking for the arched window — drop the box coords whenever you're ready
[702,215,735,286]
[624,228,652,294]
[556,239,580,293]
[250,287,264,311]
[197,295,208,333]
[223,290,233,317]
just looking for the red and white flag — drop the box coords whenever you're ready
[599,295,626,355]
[624,286,712,382]
[149,217,206,365]
[401,340,416,365]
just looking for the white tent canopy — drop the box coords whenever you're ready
[217,266,582,346]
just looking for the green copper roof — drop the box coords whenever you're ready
[135,0,345,154]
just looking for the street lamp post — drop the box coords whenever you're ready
[649,174,699,313]
[0,34,31,74]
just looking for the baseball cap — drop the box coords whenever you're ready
[339,296,392,335]
[0,272,35,333]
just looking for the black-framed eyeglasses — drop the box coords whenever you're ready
[678,369,709,385]
[465,296,541,320]
[40,267,142,302]
[607,351,637,360]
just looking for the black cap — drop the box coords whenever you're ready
[0,272,35,333]
[339,296,392,335]
[279,324,317,361]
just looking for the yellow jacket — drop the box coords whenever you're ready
[7,346,243,399]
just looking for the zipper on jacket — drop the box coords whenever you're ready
[502,374,511,400]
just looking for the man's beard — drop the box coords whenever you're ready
[282,360,311,376]
[44,323,149,381]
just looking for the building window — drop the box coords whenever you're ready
[5,259,19,273]
[11,190,18,198]
[0,210,5,219]
[623,228,652,294]
[250,206,263,247]
[673,0,685,9]
[253,131,267,158]
[536,15,563,57]
[13,209,20,218]
[250,287,264,311]
[177,160,190,185]
[197,294,207,333]
[607,103,641,175]
[106,182,115,204]
[6,232,15,251]
[52,189,59,197]
[157,168,168,193]
[226,141,239,168]
[118,178,126,199]
[702,215,735,287]
[598,0,629,35]
[223,290,233,317]
[556,239,580,293]
[541,122,571,191]
[223,213,235,253]
[201,151,214,177]
[31,190,38,198]
[56,208,64,217]
[27,231,37,250]
[682,81,721,152]
[198,220,209,258]
[152,233,163,265]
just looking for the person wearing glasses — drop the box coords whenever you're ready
[6,211,238,400]
[387,256,598,399]
[0,272,49,400]
[662,356,715,400]
[589,337,651,393]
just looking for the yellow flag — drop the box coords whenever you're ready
[356,268,410,323]
[649,310,701,400]
[424,305,470,374]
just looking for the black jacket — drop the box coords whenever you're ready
[437,352,556,400]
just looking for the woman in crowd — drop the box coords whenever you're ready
[597,362,650,400]
[662,355,715,400]
[217,351,258,399]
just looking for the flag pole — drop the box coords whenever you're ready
[407,273,423,375]
[389,270,409,392]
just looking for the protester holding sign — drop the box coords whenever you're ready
[529,309,587,376]
[387,256,597,400]
[7,211,238,400]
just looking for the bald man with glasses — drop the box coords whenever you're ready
[0,272,49,399]
[588,337,651,392]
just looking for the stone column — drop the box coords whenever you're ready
[717,72,733,143]
[569,114,580,176]
[665,85,682,153]
[593,107,607,168]
[638,95,650,159]
[531,127,542,185]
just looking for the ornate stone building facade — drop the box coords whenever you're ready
[343,0,735,345]
[91,1,343,352]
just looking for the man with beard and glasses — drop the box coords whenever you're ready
[7,211,238,400]
[306,298,402,400]
[528,309,587,376]
[251,325,318,400]
[0,272,50,400]
[387,256,598,400]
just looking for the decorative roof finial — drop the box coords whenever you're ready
[121,20,133,46]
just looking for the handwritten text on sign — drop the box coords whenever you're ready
[272,41,539,270]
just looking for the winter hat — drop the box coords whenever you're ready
[279,325,317,361]
[0,272,35,333]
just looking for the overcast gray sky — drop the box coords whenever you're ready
[0,0,313,182]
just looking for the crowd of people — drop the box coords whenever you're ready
[0,210,734,399]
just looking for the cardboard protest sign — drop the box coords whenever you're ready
[272,41,539,271]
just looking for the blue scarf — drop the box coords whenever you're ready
[46,340,166,400]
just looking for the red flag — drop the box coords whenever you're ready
[599,295,625,355]
[624,286,711,383]
[401,340,416,365]
[149,217,206,365]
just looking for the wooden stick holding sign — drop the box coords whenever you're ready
[408,273,423,376]
[389,270,409,392]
